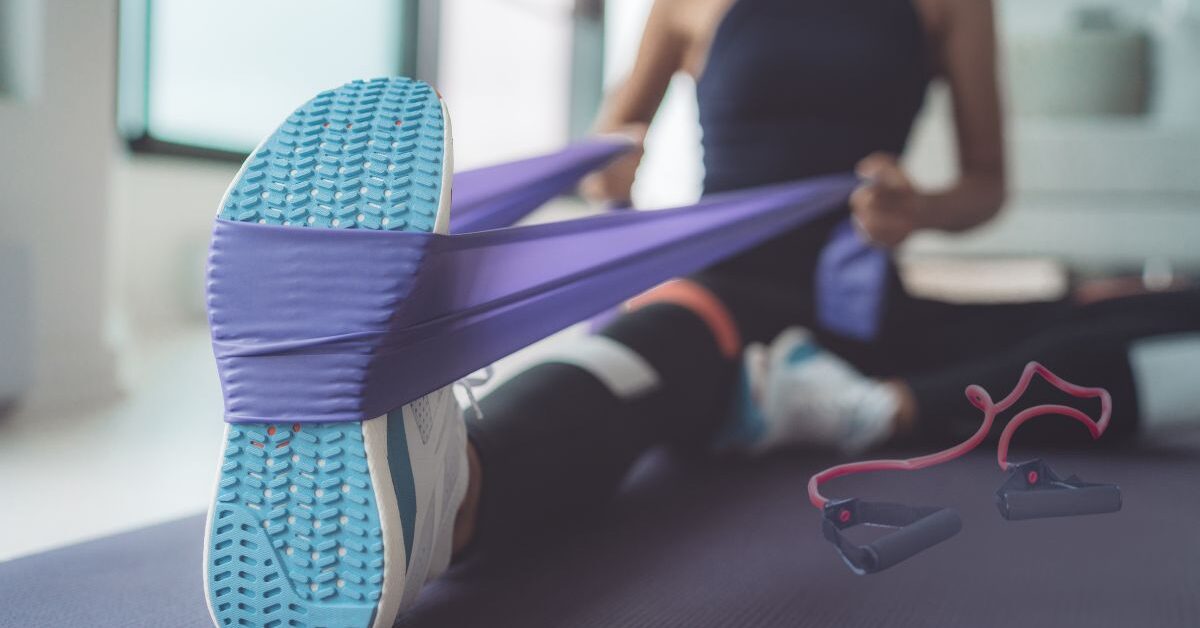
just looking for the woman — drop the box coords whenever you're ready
[451,0,1200,560]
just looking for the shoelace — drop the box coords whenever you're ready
[454,365,495,420]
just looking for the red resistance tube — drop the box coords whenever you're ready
[808,361,1112,509]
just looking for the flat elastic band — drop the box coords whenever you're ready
[210,142,860,424]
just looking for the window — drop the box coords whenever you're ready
[0,0,41,100]
[117,0,604,165]
[117,0,420,157]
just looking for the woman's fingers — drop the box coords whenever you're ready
[581,153,640,203]
[856,152,910,194]
[581,123,648,204]
[853,209,911,247]
[851,153,919,248]
[616,122,649,147]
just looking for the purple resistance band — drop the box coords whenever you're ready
[208,141,883,424]
[449,136,636,233]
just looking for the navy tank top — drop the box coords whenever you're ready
[697,0,931,194]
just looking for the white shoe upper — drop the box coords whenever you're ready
[397,386,469,610]
[745,328,899,455]
[368,385,469,627]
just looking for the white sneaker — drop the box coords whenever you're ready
[722,328,898,455]
[204,77,469,628]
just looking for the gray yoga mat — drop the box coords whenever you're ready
[2,446,1197,627]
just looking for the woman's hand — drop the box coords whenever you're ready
[580,124,648,206]
[849,152,921,248]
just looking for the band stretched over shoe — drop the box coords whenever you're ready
[209,167,859,424]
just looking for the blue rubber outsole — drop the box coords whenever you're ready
[206,77,446,628]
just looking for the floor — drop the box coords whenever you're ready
[0,328,224,560]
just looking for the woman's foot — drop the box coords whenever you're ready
[204,77,470,628]
[719,328,900,455]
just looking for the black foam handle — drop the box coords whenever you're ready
[998,483,1122,520]
[822,500,962,574]
[865,507,962,572]
[996,459,1123,521]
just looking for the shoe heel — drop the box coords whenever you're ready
[206,422,384,627]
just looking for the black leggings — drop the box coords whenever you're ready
[466,267,1200,551]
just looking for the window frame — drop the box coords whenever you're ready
[568,0,606,140]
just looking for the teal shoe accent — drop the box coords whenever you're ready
[785,340,819,365]
[206,76,446,628]
[386,409,418,569]
[712,362,768,451]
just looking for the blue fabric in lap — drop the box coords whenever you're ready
[816,219,889,340]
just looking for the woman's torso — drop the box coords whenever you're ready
[695,0,933,193]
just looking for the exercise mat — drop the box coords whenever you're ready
[3,447,1195,628]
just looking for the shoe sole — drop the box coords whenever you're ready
[203,77,452,628]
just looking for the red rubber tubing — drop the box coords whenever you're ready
[808,361,1112,509]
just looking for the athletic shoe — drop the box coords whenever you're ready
[719,327,898,455]
[203,77,469,628]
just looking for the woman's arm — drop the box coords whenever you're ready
[923,0,1007,230]
[580,0,687,204]
[851,0,1006,246]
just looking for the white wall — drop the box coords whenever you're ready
[0,0,238,412]
[0,0,119,411]
[437,0,574,169]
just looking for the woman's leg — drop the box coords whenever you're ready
[735,287,1200,454]
[459,276,807,554]
[899,289,1200,445]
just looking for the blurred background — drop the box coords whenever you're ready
[0,0,1198,560]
